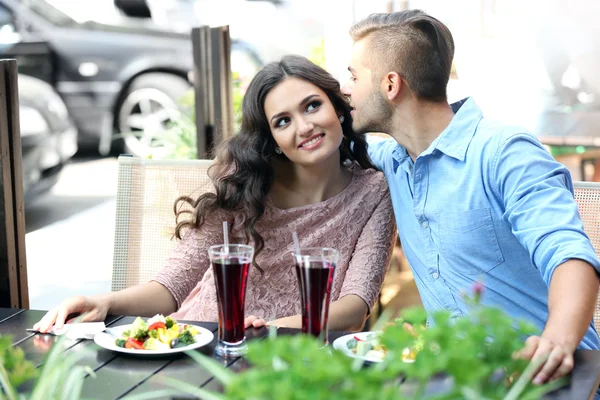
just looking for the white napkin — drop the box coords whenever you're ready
[30,322,106,340]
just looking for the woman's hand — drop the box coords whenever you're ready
[33,296,110,333]
[244,315,268,329]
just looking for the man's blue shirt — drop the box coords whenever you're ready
[367,97,600,350]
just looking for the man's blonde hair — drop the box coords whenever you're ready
[350,10,455,102]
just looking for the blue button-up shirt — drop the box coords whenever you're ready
[367,97,600,350]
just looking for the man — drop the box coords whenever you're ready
[341,10,600,387]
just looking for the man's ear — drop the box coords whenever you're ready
[382,72,402,101]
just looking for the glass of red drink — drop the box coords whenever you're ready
[292,247,338,344]
[208,244,254,357]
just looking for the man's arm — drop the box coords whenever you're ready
[492,132,600,384]
[520,259,598,384]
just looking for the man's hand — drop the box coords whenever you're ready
[519,335,575,385]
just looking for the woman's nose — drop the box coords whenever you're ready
[296,117,314,137]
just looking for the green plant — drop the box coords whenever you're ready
[124,285,567,400]
[308,37,326,69]
[232,71,245,131]
[0,334,94,400]
[0,335,38,390]
[144,107,198,160]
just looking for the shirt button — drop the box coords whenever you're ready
[432,272,439,279]
[421,221,429,228]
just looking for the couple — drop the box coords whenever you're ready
[36,10,600,388]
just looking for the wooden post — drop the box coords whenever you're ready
[191,26,213,159]
[0,59,29,309]
[210,25,234,144]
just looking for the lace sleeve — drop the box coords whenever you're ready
[152,223,221,309]
[339,186,397,311]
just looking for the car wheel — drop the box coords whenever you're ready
[115,72,191,157]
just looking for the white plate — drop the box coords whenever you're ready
[94,324,214,355]
[332,331,385,363]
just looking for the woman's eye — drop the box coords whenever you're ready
[306,100,322,112]
[275,117,290,128]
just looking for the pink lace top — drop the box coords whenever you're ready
[153,166,397,323]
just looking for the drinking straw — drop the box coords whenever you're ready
[292,231,301,255]
[223,221,229,255]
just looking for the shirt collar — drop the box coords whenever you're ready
[389,97,482,172]
[391,143,410,173]
[422,97,483,162]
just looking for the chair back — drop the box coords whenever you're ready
[111,156,213,291]
[573,181,600,330]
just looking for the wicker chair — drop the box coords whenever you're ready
[573,181,600,330]
[111,156,213,291]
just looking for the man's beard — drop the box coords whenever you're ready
[352,89,393,135]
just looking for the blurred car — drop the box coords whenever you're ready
[0,0,263,156]
[18,73,77,205]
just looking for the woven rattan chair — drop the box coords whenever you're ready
[111,156,213,291]
[573,181,600,330]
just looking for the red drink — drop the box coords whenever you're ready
[295,261,335,341]
[212,256,251,344]
[208,244,254,358]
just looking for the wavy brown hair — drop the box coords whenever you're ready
[174,55,375,267]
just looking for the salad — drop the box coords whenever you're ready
[114,314,199,351]
[346,333,388,361]
[346,332,417,363]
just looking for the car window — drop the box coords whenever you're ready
[0,4,21,44]
[22,0,76,27]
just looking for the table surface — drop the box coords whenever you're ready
[2,308,600,399]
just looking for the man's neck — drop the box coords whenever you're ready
[387,100,455,161]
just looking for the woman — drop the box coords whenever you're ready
[34,55,396,333]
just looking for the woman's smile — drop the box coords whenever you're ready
[298,133,325,150]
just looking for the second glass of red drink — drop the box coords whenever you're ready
[208,244,254,357]
[292,247,338,344]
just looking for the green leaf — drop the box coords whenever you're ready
[0,363,19,400]
[122,388,196,400]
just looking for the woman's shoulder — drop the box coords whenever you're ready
[349,165,389,195]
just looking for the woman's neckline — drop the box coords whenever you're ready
[266,167,358,212]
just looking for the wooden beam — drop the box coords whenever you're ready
[210,25,234,144]
[192,26,213,159]
[0,59,29,308]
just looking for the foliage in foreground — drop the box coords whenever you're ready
[0,334,94,400]
[124,288,568,400]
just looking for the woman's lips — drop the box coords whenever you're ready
[298,133,325,150]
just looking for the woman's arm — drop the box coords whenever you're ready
[264,294,368,331]
[34,282,177,332]
[35,227,215,332]
[334,181,397,329]
[99,281,178,317]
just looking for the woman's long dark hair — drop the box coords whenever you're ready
[174,55,375,267]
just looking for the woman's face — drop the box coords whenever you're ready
[263,77,343,167]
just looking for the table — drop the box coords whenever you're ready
[2,308,600,399]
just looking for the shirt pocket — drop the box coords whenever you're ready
[437,208,504,275]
